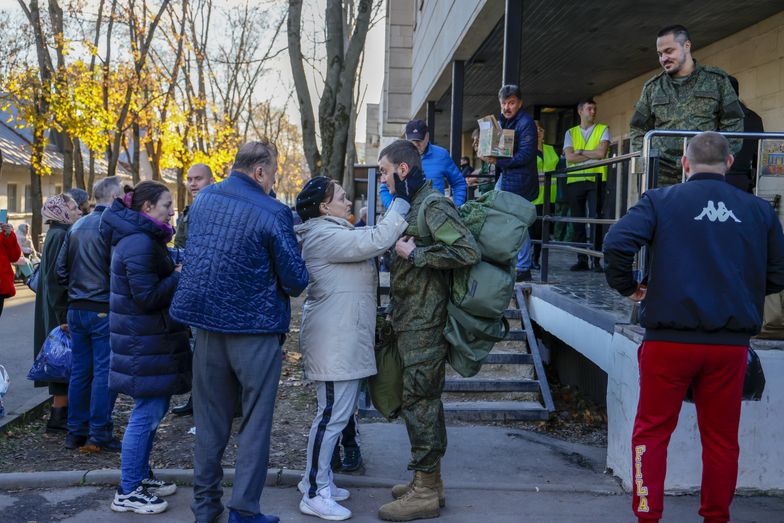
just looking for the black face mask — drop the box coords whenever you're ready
[395,165,426,195]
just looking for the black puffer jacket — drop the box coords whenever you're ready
[101,200,191,398]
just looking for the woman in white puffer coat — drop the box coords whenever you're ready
[294,176,410,521]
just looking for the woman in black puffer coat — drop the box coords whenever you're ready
[100,181,190,515]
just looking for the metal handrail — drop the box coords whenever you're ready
[539,153,641,283]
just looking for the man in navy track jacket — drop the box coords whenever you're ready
[604,131,784,523]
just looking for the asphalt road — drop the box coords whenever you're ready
[0,284,48,425]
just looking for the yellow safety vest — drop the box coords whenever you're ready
[533,144,559,205]
[566,123,608,183]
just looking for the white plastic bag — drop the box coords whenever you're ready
[0,365,9,396]
[0,365,9,417]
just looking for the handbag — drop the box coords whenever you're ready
[26,265,40,293]
[367,314,403,420]
[685,347,765,402]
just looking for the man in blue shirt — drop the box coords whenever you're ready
[379,119,467,208]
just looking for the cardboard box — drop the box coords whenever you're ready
[477,115,515,157]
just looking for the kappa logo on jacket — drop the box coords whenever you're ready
[693,200,741,223]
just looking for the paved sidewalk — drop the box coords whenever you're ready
[0,285,49,430]
[1,423,782,522]
[1,484,782,523]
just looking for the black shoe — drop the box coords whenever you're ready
[569,261,590,272]
[592,262,604,273]
[515,270,532,282]
[45,407,68,433]
[530,261,541,271]
[341,446,364,473]
[330,444,342,472]
[172,396,193,416]
[80,437,122,453]
[65,434,87,449]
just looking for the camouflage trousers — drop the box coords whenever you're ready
[397,326,448,473]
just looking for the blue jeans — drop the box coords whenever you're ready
[120,396,170,494]
[496,174,533,272]
[517,235,533,272]
[67,308,116,441]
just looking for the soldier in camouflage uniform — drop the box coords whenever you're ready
[376,140,480,521]
[630,25,744,187]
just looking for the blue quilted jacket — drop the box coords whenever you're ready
[101,200,191,398]
[170,171,309,334]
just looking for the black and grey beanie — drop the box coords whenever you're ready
[295,176,333,222]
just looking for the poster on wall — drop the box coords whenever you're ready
[756,140,784,221]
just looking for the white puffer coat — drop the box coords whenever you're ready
[295,206,409,381]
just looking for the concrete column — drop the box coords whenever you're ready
[427,101,437,145]
[503,0,522,86]
[450,60,465,165]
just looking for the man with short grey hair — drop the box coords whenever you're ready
[56,176,123,452]
[171,141,308,523]
[604,132,784,523]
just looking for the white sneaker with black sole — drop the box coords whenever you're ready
[141,475,177,497]
[299,489,352,521]
[111,486,168,514]
[298,479,350,501]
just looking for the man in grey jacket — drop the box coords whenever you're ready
[56,176,123,452]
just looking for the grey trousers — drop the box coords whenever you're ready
[302,379,361,498]
[191,330,282,521]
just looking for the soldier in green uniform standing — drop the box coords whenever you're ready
[630,25,744,187]
[376,140,480,521]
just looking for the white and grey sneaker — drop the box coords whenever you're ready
[298,479,350,501]
[111,486,168,514]
[141,475,177,497]
[299,489,352,521]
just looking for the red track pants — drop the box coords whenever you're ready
[632,340,747,523]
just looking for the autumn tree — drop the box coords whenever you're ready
[287,0,380,192]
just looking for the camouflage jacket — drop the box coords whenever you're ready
[173,205,190,249]
[389,182,480,333]
[630,62,744,164]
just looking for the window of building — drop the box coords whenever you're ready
[7,183,18,213]
[24,184,32,212]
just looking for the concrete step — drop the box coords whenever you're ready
[444,378,540,393]
[444,400,550,421]
[483,353,533,365]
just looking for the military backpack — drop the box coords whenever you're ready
[417,190,536,377]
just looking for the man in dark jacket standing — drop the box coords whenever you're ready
[56,177,123,452]
[170,141,308,523]
[603,132,784,523]
[171,163,214,417]
[482,85,539,282]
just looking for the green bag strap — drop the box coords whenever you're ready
[446,301,510,342]
[415,192,442,240]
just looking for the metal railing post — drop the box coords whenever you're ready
[541,171,553,283]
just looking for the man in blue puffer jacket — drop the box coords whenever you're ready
[379,119,467,208]
[170,141,309,523]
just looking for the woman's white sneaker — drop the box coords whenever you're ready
[299,491,352,521]
[298,479,350,501]
[111,486,168,514]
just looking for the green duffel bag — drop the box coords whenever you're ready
[444,304,510,378]
[368,315,402,420]
[451,261,515,319]
[458,190,537,265]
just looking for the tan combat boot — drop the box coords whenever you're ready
[391,463,445,507]
[379,470,441,521]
